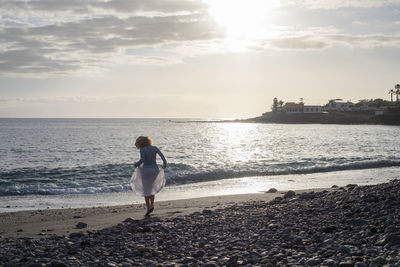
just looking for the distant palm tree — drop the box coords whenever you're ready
[389,88,395,103]
[396,84,400,102]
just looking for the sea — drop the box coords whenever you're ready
[1,118,399,213]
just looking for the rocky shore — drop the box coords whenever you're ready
[1,180,400,266]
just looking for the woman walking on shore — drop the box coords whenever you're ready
[131,136,167,216]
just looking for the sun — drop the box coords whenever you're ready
[207,0,278,48]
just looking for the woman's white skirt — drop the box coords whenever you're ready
[130,167,165,197]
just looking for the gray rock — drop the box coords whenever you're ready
[202,261,218,267]
[305,258,319,266]
[193,250,206,258]
[202,209,213,215]
[348,219,367,226]
[371,256,387,265]
[49,262,68,267]
[338,262,354,267]
[226,255,239,267]
[181,257,196,264]
[365,248,379,255]
[69,232,84,239]
[284,190,296,198]
[376,233,400,246]
[75,222,87,229]
[339,245,351,254]
[323,225,337,233]
[266,188,278,193]
[323,259,336,266]
[354,262,367,267]
[123,217,136,223]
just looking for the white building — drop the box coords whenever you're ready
[303,105,322,113]
[324,100,354,111]
[278,103,322,114]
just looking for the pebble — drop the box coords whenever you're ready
[266,188,277,193]
[75,222,87,229]
[284,190,296,198]
[1,180,400,266]
[68,232,84,239]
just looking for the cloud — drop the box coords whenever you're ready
[269,36,330,50]
[0,0,209,15]
[328,34,400,47]
[0,1,224,75]
[1,0,400,76]
[282,0,400,9]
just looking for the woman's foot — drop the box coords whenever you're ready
[145,207,154,216]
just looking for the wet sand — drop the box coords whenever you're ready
[0,191,286,239]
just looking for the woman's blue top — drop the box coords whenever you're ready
[134,146,167,169]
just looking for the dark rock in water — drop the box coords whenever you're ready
[73,215,82,219]
[284,190,296,199]
[69,232,84,239]
[17,229,23,232]
[266,188,278,193]
[332,185,339,188]
[75,222,87,229]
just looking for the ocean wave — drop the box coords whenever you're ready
[0,160,400,196]
[167,159,400,184]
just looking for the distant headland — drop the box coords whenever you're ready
[246,84,400,125]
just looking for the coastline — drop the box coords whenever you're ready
[209,110,400,125]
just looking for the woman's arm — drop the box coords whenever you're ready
[156,147,167,168]
[134,149,145,168]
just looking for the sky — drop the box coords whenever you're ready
[0,0,399,118]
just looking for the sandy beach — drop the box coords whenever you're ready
[0,191,284,240]
[1,181,400,266]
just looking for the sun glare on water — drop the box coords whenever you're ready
[207,0,279,50]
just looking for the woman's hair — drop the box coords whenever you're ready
[135,136,152,149]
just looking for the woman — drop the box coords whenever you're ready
[132,136,167,216]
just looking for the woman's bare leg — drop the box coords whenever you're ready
[144,196,151,211]
[150,195,155,209]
